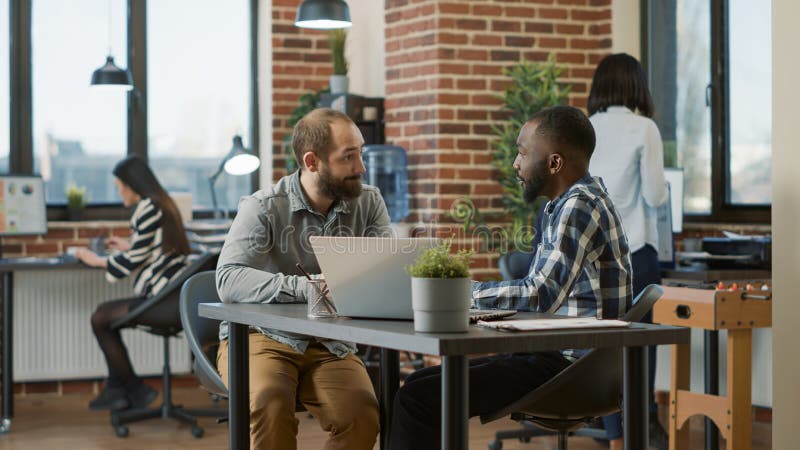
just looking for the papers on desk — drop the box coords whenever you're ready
[476,317,630,332]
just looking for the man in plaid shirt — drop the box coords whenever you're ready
[389,106,633,450]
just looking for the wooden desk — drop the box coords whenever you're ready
[200,303,689,450]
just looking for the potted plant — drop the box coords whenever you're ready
[406,239,473,333]
[451,55,570,254]
[327,28,348,94]
[283,87,330,172]
[65,183,87,221]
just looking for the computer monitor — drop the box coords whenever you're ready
[0,175,47,236]
[657,183,675,267]
[664,167,684,233]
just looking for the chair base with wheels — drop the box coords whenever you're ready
[107,252,219,438]
[110,331,209,438]
[487,418,607,450]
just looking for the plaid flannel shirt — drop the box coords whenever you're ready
[472,175,633,360]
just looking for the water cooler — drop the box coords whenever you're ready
[362,145,409,223]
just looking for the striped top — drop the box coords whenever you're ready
[106,198,188,297]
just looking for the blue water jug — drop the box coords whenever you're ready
[362,145,409,222]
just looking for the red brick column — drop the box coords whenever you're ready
[270,0,335,181]
[385,0,612,278]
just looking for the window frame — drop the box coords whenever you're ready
[7,0,260,221]
[642,0,771,224]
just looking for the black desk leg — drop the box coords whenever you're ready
[441,355,468,450]
[229,323,249,450]
[704,330,719,450]
[1,272,13,434]
[379,349,399,450]
[624,346,648,450]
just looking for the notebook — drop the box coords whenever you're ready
[476,317,630,332]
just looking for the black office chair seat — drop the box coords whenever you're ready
[108,252,220,438]
[481,284,664,450]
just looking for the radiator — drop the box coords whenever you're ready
[13,270,191,382]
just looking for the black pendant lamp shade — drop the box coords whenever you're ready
[295,0,352,29]
[91,55,133,90]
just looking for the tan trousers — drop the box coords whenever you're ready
[217,332,379,450]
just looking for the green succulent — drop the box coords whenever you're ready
[65,183,87,210]
[406,239,473,279]
[328,29,348,75]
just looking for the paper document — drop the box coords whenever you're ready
[477,317,630,332]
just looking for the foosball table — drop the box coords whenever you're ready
[653,281,772,450]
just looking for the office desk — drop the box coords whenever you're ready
[0,257,89,433]
[199,303,689,450]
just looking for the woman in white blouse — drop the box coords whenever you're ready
[587,53,669,450]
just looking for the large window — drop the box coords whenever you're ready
[32,0,128,204]
[148,0,251,212]
[728,1,771,205]
[1,0,9,173]
[645,0,771,223]
[5,0,257,217]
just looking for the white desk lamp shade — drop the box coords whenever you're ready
[224,153,260,175]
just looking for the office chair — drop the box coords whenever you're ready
[178,270,229,407]
[481,284,664,450]
[108,252,218,438]
[179,271,308,433]
[498,251,535,281]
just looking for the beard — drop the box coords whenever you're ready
[317,165,363,201]
[522,159,549,204]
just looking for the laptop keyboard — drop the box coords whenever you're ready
[468,309,517,324]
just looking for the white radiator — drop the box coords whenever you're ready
[13,270,191,382]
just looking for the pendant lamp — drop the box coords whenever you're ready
[91,0,133,90]
[295,0,352,30]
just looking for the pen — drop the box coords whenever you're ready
[296,263,335,314]
[296,263,329,295]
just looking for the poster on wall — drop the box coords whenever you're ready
[0,176,47,236]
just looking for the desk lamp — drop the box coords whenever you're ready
[208,135,260,219]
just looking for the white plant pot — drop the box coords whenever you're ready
[330,74,349,94]
[411,277,471,333]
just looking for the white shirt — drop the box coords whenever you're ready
[589,106,668,253]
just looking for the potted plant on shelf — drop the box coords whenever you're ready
[327,28,348,94]
[406,239,473,333]
[65,183,87,221]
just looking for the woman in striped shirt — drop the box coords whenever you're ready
[74,156,190,411]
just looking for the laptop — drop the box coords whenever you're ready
[309,236,516,322]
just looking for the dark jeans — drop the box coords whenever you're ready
[601,244,661,439]
[387,352,571,450]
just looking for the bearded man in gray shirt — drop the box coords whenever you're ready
[215,108,390,450]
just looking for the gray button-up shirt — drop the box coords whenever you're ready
[216,171,391,357]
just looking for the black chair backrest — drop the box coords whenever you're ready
[498,251,534,280]
[480,284,663,424]
[110,251,218,332]
[623,284,663,322]
[179,270,228,397]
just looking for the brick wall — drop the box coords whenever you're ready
[1,222,130,257]
[271,0,335,181]
[384,0,613,279]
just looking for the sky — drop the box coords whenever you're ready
[27,0,250,159]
